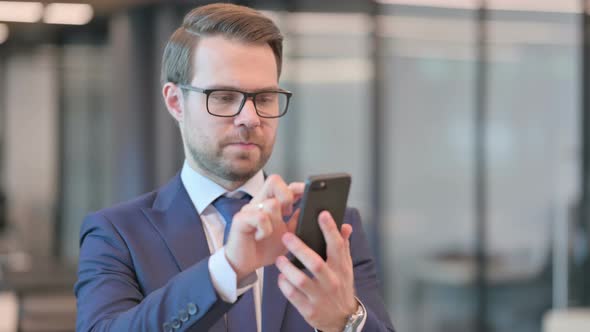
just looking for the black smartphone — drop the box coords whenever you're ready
[292,173,351,269]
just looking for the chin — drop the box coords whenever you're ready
[218,149,270,181]
[232,163,261,177]
[219,158,260,180]
[222,168,258,182]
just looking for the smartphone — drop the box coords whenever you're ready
[292,173,351,269]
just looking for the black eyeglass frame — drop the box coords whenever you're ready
[178,84,293,118]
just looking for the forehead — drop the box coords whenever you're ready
[191,35,278,89]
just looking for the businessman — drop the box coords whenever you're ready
[75,3,394,332]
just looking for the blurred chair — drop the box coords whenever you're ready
[414,249,551,332]
[543,309,590,332]
[0,291,18,332]
[19,293,76,332]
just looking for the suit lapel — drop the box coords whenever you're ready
[142,174,211,271]
[262,265,288,332]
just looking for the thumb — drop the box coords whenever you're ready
[285,209,300,234]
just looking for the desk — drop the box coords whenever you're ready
[543,309,590,332]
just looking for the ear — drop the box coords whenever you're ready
[162,82,184,123]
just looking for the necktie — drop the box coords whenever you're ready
[212,194,252,244]
[212,194,257,332]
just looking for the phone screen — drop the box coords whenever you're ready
[292,173,351,269]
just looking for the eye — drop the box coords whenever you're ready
[210,91,240,103]
[256,93,277,104]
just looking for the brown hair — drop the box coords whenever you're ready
[161,3,283,85]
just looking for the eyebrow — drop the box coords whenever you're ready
[204,84,281,92]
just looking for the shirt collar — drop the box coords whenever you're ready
[180,160,265,214]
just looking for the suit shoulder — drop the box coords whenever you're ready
[344,206,362,224]
[83,191,157,228]
[102,190,157,216]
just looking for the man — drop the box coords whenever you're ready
[75,3,394,332]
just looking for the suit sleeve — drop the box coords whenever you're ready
[74,213,231,332]
[346,208,396,332]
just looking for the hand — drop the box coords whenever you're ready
[275,211,357,332]
[224,175,304,280]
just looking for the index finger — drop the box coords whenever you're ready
[318,211,348,262]
[252,174,294,216]
[281,232,335,285]
[288,182,304,202]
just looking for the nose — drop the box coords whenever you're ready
[234,97,261,128]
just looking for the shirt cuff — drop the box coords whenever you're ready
[209,247,257,303]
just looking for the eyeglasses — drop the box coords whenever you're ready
[178,85,292,118]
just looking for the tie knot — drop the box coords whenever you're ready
[213,194,252,244]
[212,194,252,225]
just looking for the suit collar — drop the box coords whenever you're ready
[143,174,210,271]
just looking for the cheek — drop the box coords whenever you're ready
[183,111,211,144]
[263,122,279,142]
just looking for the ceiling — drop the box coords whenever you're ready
[0,0,169,46]
[0,0,377,46]
[36,0,158,16]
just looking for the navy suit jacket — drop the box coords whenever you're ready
[75,175,395,331]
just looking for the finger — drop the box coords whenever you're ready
[277,273,312,314]
[255,213,273,241]
[340,224,353,266]
[273,181,295,216]
[251,174,285,203]
[241,200,265,212]
[254,175,294,216]
[285,209,300,234]
[275,256,318,296]
[263,198,290,236]
[341,224,353,242]
[242,198,282,223]
[232,210,273,240]
[288,182,305,202]
[318,211,346,261]
[261,197,282,219]
[242,198,290,240]
[282,232,335,285]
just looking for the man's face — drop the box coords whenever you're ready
[180,36,280,184]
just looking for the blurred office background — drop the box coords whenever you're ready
[1,0,589,331]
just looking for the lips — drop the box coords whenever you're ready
[229,140,259,145]
[227,142,260,150]
[222,129,263,149]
